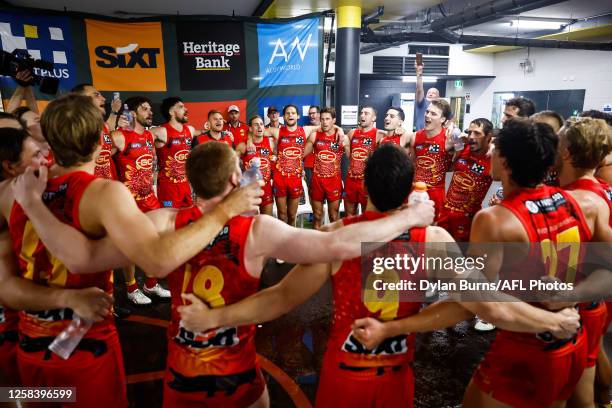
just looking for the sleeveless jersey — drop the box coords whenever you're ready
[94,123,117,180]
[242,137,274,184]
[193,131,234,149]
[313,131,343,178]
[156,123,192,186]
[327,211,426,368]
[444,148,492,215]
[348,128,377,179]
[276,126,306,178]
[0,306,18,334]
[8,171,113,339]
[379,133,401,146]
[414,128,451,191]
[114,129,156,202]
[565,177,612,227]
[167,207,258,376]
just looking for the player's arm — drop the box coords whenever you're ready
[188,125,201,137]
[415,63,425,104]
[235,142,247,156]
[459,209,580,337]
[105,96,122,130]
[6,71,36,114]
[89,179,263,278]
[110,129,126,152]
[303,130,316,157]
[0,224,113,321]
[262,127,279,140]
[178,262,331,333]
[249,200,435,264]
[12,167,130,273]
[150,126,168,148]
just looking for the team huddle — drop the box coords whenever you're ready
[0,78,611,408]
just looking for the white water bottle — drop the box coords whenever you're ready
[408,181,429,205]
[240,157,263,217]
[123,103,134,131]
[451,127,464,151]
[48,314,93,360]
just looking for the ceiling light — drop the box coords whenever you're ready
[510,19,563,30]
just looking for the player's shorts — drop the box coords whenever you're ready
[343,177,368,208]
[0,330,19,385]
[473,329,587,408]
[310,175,342,203]
[579,302,607,367]
[261,181,274,207]
[17,328,127,408]
[163,364,266,408]
[136,193,161,213]
[437,209,474,242]
[315,356,414,408]
[158,181,193,209]
[273,172,303,199]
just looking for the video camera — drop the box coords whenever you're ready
[0,49,59,95]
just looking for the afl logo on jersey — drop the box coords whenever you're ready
[136,154,154,170]
[318,150,336,163]
[352,147,368,161]
[525,200,539,214]
[174,149,189,162]
[283,146,302,159]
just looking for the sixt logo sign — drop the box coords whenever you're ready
[95,43,160,69]
[257,17,319,88]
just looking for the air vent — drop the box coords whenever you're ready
[408,45,449,56]
[373,56,448,75]
[373,56,404,75]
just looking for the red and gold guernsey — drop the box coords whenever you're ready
[413,128,451,191]
[0,306,18,334]
[156,123,192,188]
[313,131,343,178]
[379,133,401,146]
[327,211,425,368]
[8,171,113,339]
[444,147,492,215]
[242,137,274,184]
[94,123,117,180]
[114,129,157,204]
[276,126,306,178]
[565,177,612,227]
[167,207,258,377]
[348,128,377,179]
[192,131,234,149]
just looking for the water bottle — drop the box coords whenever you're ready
[240,157,263,217]
[123,103,134,131]
[48,315,93,360]
[452,127,464,151]
[408,181,429,205]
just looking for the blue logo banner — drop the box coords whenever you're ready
[0,12,77,92]
[257,18,319,88]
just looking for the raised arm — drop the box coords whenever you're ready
[415,63,425,104]
[248,200,435,265]
[150,126,168,149]
[178,262,331,333]
[105,96,121,131]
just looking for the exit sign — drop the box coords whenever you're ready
[454,80,463,88]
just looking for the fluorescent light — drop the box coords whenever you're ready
[402,76,438,82]
[510,19,563,30]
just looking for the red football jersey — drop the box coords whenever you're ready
[444,147,492,215]
[414,128,451,191]
[313,131,343,178]
[348,128,377,180]
[326,211,425,368]
[223,122,249,146]
[242,136,274,184]
[8,171,113,338]
[565,177,612,227]
[167,207,259,376]
[193,131,234,149]
[156,123,192,187]
[94,123,117,180]
[114,129,157,203]
[379,133,401,146]
[276,126,306,177]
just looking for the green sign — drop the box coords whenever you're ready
[454,80,463,88]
